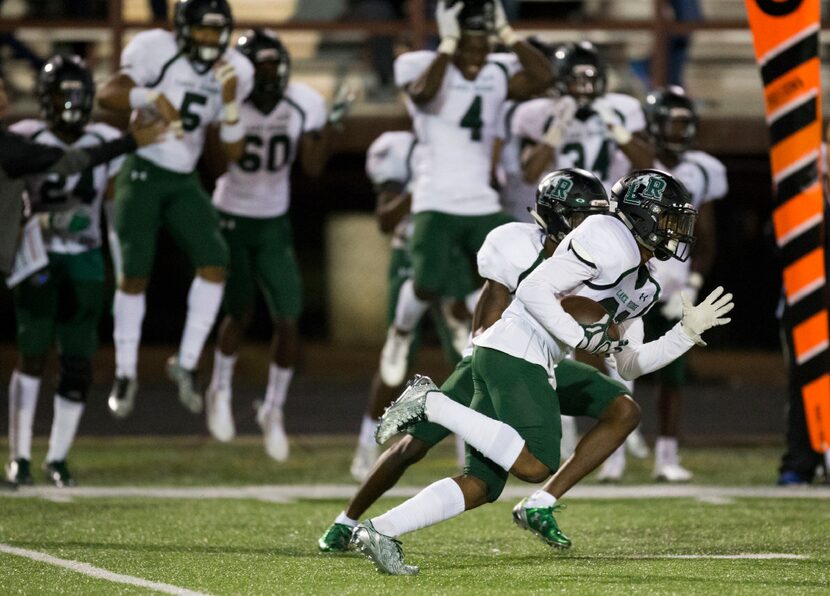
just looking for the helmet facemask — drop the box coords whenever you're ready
[180,17,231,73]
[654,106,697,154]
[46,79,93,135]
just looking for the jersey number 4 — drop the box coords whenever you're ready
[561,139,612,180]
[238,134,292,172]
[460,95,483,141]
[40,169,96,205]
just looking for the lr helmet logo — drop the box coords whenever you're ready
[624,175,666,205]
[755,0,802,16]
[549,176,573,200]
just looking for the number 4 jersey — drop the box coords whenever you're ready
[8,119,124,254]
[212,82,327,218]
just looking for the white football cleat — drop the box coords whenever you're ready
[350,442,379,482]
[653,462,693,483]
[597,446,626,482]
[258,405,289,462]
[440,300,471,356]
[625,427,650,459]
[206,386,235,442]
[379,327,413,387]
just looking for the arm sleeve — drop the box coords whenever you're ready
[514,246,598,348]
[0,131,66,177]
[120,32,159,86]
[394,51,435,88]
[611,318,696,380]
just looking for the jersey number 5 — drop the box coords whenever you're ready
[180,92,208,132]
[460,95,483,141]
[238,134,292,172]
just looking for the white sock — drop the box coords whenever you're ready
[210,349,237,392]
[264,364,294,411]
[393,279,430,333]
[335,512,358,527]
[178,277,224,370]
[425,391,525,471]
[454,434,466,468]
[560,415,579,460]
[464,288,482,315]
[113,290,146,378]
[655,436,679,467]
[524,489,556,509]
[371,477,465,537]
[46,395,84,462]
[358,415,377,448]
[8,370,40,461]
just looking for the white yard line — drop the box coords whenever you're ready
[1,483,829,502]
[656,554,808,560]
[0,544,209,595]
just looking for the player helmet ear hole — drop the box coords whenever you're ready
[534,167,609,241]
[37,54,95,136]
[237,28,291,104]
[645,85,698,154]
[175,0,234,73]
[609,169,697,261]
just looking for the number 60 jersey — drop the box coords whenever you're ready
[213,82,327,218]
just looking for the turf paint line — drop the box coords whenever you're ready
[0,544,209,595]
[2,484,829,502]
[655,554,808,560]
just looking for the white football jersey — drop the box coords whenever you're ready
[213,82,327,218]
[513,92,645,192]
[475,214,661,379]
[477,222,546,292]
[497,100,537,221]
[9,119,124,254]
[121,29,254,173]
[651,150,728,300]
[365,130,418,250]
[395,50,517,216]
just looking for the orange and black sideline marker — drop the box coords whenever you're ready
[746,0,830,454]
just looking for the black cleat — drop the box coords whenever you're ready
[108,376,138,419]
[5,458,33,486]
[44,460,76,488]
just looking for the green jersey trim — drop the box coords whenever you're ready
[146,51,184,89]
[283,95,307,134]
[488,60,511,89]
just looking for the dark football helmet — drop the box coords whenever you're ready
[531,168,609,241]
[557,41,607,107]
[448,0,495,34]
[609,169,696,262]
[644,85,698,154]
[37,54,95,136]
[237,29,291,105]
[174,0,234,73]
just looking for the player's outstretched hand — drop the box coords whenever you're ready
[680,286,734,346]
[436,0,463,41]
[214,60,237,104]
[327,83,355,128]
[576,314,628,355]
[542,96,577,148]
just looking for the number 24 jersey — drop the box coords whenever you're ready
[212,82,327,219]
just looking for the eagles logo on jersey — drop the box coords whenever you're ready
[174,0,234,73]
[37,54,94,136]
[610,169,696,262]
[556,41,607,108]
[644,86,698,154]
[532,167,609,241]
[237,29,291,107]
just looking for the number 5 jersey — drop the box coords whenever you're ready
[212,81,327,218]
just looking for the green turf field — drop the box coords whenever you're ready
[1,437,828,594]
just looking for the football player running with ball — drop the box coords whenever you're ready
[205,29,345,461]
[6,56,129,487]
[378,0,554,388]
[598,86,728,482]
[97,0,253,419]
[319,168,622,553]
[353,170,734,575]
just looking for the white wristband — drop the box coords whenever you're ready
[129,87,159,109]
[438,37,458,56]
[610,124,633,145]
[499,26,521,47]
[222,102,239,123]
[220,119,244,143]
[688,272,704,290]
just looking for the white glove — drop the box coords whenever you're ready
[436,1,463,44]
[680,286,734,346]
[576,314,629,355]
[214,62,236,86]
[592,97,632,145]
[327,83,355,127]
[542,96,577,148]
[493,0,520,46]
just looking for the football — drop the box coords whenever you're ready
[560,295,621,340]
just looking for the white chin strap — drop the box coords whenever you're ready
[528,209,549,234]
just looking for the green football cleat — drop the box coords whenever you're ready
[318,523,354,553]
[350,521,419,575]
[512,498,572,549]
[374,375,437,445]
